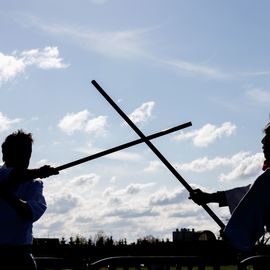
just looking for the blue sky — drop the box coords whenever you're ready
[0,0,269,242]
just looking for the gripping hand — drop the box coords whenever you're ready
[189,189,210,205]
[37,165,59,179]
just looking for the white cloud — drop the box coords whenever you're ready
[163,59,229,80]
[144,160,163,172]
[124,183,156,195]
[0,47,68,84]
[47,194,79,214]
[0,53,25,83]
[58,110,108,136]
[107,207,158,218]
[174,122,236,147]
[18,16,270,83]
[110,176,117,183]
[40,174,220,242]
[149,187,187,206]
[85,115,108,135]
[71,173,100,187]
[58,110,90,135]
[246,88,270,103]
[31,19,150,59]
[145,152,264,183]
[219,152,264,182]
[110,183,156,197]
[129,101,155,124]
[175,152,250,172]
[76,141,142,162]
[108,151,142,162]
[20,46,69,69]
[0,112,21,132]
[26,18,232,81]
[63,173,100,199]
[44,173,100,217]
[175,152,264,182]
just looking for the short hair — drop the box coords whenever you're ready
[2,130,33,163]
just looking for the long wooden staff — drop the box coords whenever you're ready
[91,80,225,230]
[56,121,192,171]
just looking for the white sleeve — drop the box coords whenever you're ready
[224,171,270,251]
[27,180,47,222]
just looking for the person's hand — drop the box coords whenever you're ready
[37,165,59,179]
[189,189,210,205]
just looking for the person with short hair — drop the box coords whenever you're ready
[190,121,270,251]
[0,130,59,269]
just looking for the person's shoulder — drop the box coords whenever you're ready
[254,169,270,185]
[0,165,13,181]
[260,168,270,177]
[0,165,12,172]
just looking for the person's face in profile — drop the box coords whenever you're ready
[262,131,270,161]
[9,144,32,169]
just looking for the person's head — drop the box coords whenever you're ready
[262,122,270,161]
[2,130,33,169]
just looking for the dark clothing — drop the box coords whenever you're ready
[0,245,36,269]
[224,169,270,251]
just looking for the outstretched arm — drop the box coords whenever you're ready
[189,189,227,207]
[9,165,59,184]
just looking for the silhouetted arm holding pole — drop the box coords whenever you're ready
[91,79,225,230]
[189,189,227,206]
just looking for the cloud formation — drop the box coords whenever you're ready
[173,122,236,147]
[163,59,229,80]
[177,152,264,182]
[219,152,264,182]
[20,46,69,70]
[58,110,108,135]
[77,141,142,162]
[71,173,100,187]
[0,53,25,83]
[0,112,21,132]
[41,172,221,242]
[27,18,232,80]
[30,18,150,59]
[144,160,164,172]
[19,17,270,82]
[0,47,68,83]
[145,152,264,182]
[107,208,158,218]
[246,88,270,103]
[149,187,187,206]
[104,182,155,198]
[47,194,79,214]
[129,101,155,124]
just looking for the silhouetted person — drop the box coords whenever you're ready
[190,121,270,252]
[0,130,59,269]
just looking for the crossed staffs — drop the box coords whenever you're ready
[56,80,225,230]
[56,121,191,171]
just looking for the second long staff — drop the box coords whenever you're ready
[91,80,225,230]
